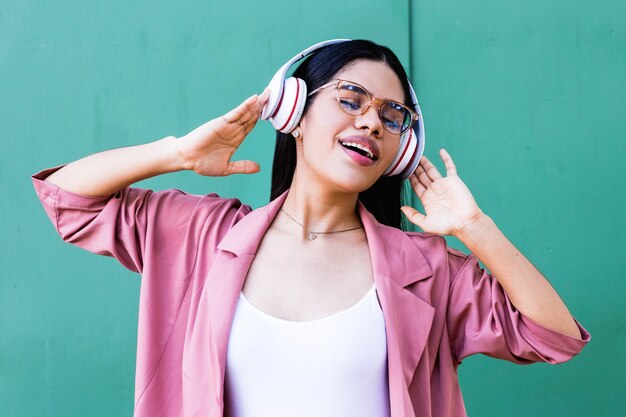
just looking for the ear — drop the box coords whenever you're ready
[294,117,306,139]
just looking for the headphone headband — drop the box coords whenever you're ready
[261,39,350,120]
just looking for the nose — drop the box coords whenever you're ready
[354,104,383,139]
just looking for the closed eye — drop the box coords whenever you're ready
[382,118,402,131]
[339,98,362,111]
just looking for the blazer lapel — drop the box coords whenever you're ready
[205,192,289,403]
[358,203,435,417]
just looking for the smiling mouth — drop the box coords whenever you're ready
[339,140,377,160]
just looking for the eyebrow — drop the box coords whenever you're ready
[340,79,405,104]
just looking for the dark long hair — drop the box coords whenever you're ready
[270,40,415,230]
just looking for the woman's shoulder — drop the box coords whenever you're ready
[148,189,255,229]
[403,230,450,252]
[163,189,252,212]
[403,230,472,270]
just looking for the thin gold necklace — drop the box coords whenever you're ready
[279,209,363,241]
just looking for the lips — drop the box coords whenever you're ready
[338,136,380,161]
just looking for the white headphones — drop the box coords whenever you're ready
[260,39,425,179]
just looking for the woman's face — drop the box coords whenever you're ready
[296,59,406,194]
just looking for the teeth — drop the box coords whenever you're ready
[340,141,374,159]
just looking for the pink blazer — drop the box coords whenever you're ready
[33,167,590,417]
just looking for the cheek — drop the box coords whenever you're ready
[301,102,353,137]
[299,114,346,152]
[381,136,401,165]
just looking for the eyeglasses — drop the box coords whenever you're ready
[308,79,418,135]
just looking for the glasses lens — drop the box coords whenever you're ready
[337,83,369,115]
[336,81,414,134]
[381,102,411,134]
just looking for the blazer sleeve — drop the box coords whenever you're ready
[445,248,590,365]
[32,165,248,274]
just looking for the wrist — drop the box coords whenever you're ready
[454,213,494,244]
[155,136,188,173]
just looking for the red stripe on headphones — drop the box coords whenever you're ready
[387,130,412,175]
[402,143,419,177]
[271,88,285,119]
[278,80,300,132]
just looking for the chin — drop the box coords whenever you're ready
[297,152,388,194]
[327,170,383,195]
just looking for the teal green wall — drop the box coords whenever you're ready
[411,2,624,416]
[2,0,622,415]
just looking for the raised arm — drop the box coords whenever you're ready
[45,90,269,196]
[401,149,583,340]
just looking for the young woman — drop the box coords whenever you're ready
[33,40,589,417]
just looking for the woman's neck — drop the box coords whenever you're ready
[281,176,362,236]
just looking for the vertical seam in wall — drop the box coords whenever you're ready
[407,0,414,77]
[406,0,421,231]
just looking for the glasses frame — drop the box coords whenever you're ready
[308,79,419,135]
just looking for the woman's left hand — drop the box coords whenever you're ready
[401,149,484,237]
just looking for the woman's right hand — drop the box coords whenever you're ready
[176,89,270,176]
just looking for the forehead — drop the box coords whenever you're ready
[334,59,406,103]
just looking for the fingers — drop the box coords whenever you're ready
[221,98,253,125]
[258,87,270,106]
[414,165,432,188]
[440,148,457,176]
[222,93,265,125]
[408,171,428,199]
[226,160,260,175]
[409,149,457,193]
[199,89,268,139]
[419,154,443,180]
[400,206,426,229]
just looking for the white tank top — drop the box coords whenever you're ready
[224,284,391,417]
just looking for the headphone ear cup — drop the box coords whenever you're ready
[384,128,423,178]
[269,77,307,133]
